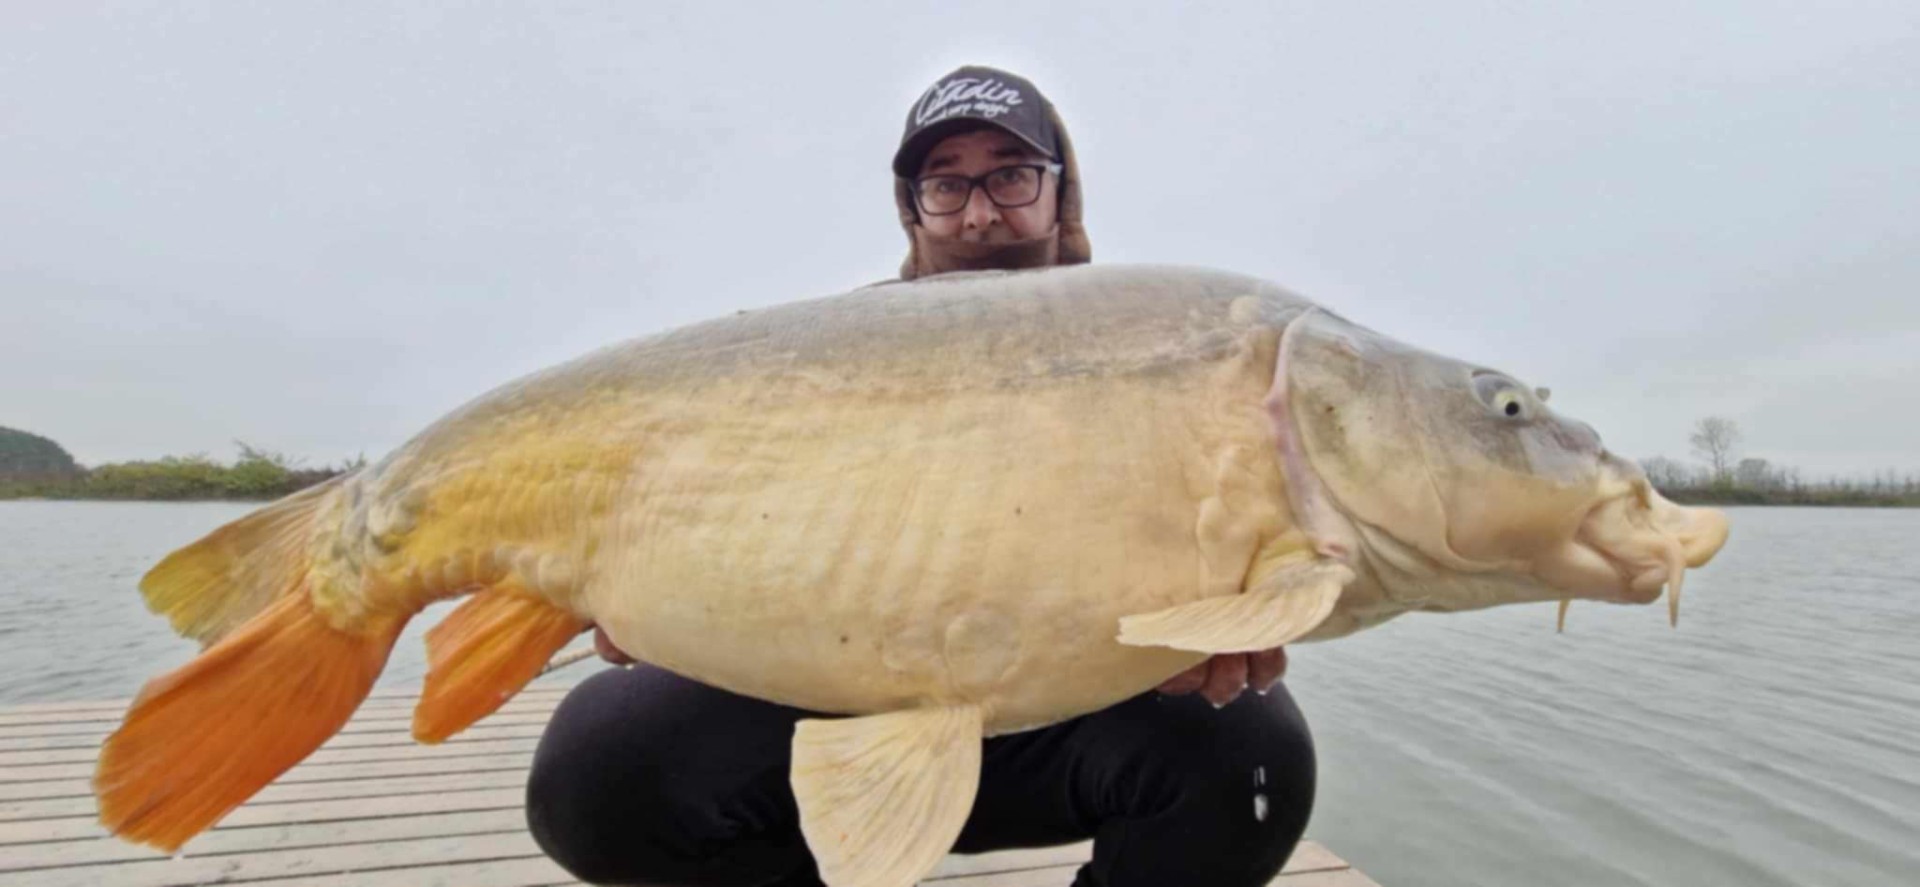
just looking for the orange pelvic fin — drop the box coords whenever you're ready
[413,585,587,743]
[94,590,407,853]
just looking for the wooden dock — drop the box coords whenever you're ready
[0,684,1378,886]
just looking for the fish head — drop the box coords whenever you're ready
[1274,309,1729,621]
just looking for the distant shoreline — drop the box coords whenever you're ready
[1663,490,1918,508]
[0,446,355,503]
[0,485,337,503]
[0,494,290,503]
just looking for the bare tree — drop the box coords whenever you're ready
[1640,456,1695,491]
[1735,457,1775,491]
[1690,417,1740,483]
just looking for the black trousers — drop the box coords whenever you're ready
[526,664,1316,887]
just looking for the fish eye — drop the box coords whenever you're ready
[1472,373,1529,421]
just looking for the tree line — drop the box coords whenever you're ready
[1641,417,1919,507]
[0,432,361,501]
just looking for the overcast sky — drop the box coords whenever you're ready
[4,2,1915,478]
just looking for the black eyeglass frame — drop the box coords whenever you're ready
[910,162,1064,217]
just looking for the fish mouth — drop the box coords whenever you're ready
[1534,466,1730,625]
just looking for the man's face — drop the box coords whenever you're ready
[915,128,1059,242]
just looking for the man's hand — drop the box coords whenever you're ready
[588,624,636,666]
[1157,648,1287,707]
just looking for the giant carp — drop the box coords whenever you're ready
[95,264,1729,887]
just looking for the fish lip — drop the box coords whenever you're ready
[1547,480,1729,607]
[1531,519,1651,605]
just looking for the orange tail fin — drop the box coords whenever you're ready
[139,474,350,646]
[413,586,587,743]
[94,591,407,852]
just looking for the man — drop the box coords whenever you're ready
[889,65,1090,280]
[526,66,1315,887]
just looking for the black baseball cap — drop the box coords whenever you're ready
[892,65,1060,179]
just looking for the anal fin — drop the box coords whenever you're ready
[413,585,587,743]
[1118,560,1353,653]
[791,705,984,887]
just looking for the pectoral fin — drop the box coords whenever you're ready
[1118,560,1353,652]
[790,705,983,887]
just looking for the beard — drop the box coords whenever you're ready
[909,225,1060,276]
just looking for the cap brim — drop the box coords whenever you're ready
[891,117,1054,179]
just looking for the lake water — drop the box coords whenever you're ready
[1,502,1914,885]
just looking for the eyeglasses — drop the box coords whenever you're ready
[912,163,1062,216]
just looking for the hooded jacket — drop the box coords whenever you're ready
[893,102,1092,281]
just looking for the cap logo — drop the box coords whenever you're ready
[914,76,1024,127]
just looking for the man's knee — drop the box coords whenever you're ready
[1089,685,1315,797]
[526,669,678,881]
[525,666,814,885]
[1180,688,1316,856]
[1075,686,1317,886]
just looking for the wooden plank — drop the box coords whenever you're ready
[176,854,579,887]
[0,786,527,845]
[4,740,538,783]
[927,843,1085,878]
[0,684,574,721]
[0,711,556,744]
[0,723,132,741]
[928,864,1076,886]
[1277,870,1384,887]
[1279,841,1349,875]
[0,734,117,754]
[16,829,561,887]
[0,778,99,805]
[2,709,542,781]
[922,841,1348,881]
[0,700,564,743]
[0,733,539,768]
[0,718,545,755]
[0,703,560,739]
[928,861,1356,886]
[223,753,534,788]
[2,768,530,822]
[0,779,104,804]
[0,751,534,805]
[2,808,529,873]
[0,687,572,725]
[177,787,526,830]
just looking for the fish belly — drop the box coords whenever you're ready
[585,368,1286,734]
